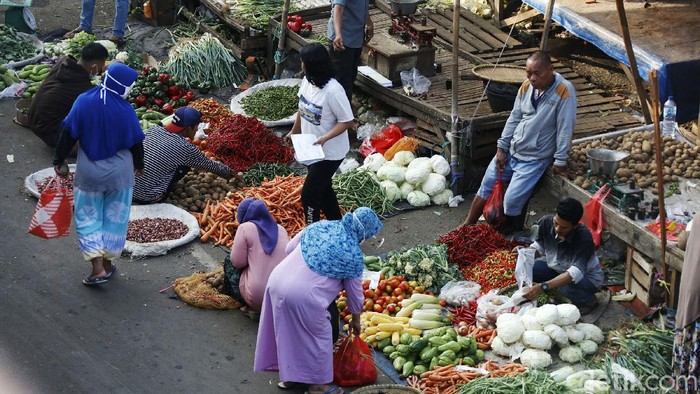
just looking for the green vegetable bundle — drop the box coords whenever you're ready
[163,33,247,91]
[383,244,461,292]
[243,163,305,186]
[0,25,40,65]
[224,0,293,30]
[332,170,395,216]
[241,85,299,121]
[458,369,572,394]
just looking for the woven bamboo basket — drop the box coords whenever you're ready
[471,64,526,84]
[352,384,423,394]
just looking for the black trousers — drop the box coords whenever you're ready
[302,159,343,225]
[329,46,363,103]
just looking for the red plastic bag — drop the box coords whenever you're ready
[370,124,404,155]
[359,137,376,157]
[483,170,506,225]
[581,185,611,248]
[333,335,376,386]
[28,176,73,239]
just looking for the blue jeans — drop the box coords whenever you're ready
[476,154,550,216]
[532,260,598,305]
[80,0,129,38]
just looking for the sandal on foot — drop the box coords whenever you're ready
[104,263,117,280]
[277,381,297,389]
[82,275,108,286]
[108,35,126,46]
[64,27,90,39]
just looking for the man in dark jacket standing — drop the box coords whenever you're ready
[28,43,108,146]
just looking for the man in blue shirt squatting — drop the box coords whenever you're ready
[327,0,374,102]
[522,198,604,314]
[463,50,576,234]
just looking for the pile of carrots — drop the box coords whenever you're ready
[465,326,497,350]
[192,174,306,248]
[407,361,527,394]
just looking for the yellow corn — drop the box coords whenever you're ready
[376,323,404,332]
[401,328,422,336]
[374,331,392,341]
[370,315,395,325]
[364,326,379,335]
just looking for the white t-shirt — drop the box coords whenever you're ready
[298,77,354,161]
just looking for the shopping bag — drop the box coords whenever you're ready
[333,335,376,386]
[370,124,404,155]
[483,170,505,225]
[514,247,536,289]
[581,185,611,249]
[28,175,73,239]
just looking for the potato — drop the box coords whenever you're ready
[672,175,679,182]
[642,140,652,153]
[673,168,682,176]
[693,172,700,179]
[635,164,647,174]
[617,169,633,178]
[664,175,672,182]
[582,181,591,190]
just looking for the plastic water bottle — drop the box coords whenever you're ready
[662,96,677,138]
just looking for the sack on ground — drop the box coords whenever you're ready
[333,335,377,386]
[174,269,241,310]
[28,176,73,239]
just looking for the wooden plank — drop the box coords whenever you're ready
[427,15,480,53]
[425,9,492,52]
[503,9,540,27]
[455,5,519,46]
[416,119,451,158]
[436,8,505,50]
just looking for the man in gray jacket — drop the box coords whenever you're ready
[464,50,576,234]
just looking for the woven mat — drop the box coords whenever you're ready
[471,64,526,84]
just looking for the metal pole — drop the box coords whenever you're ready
[616,0,652,124]
[540,0,555,51]
[649,69,669,306]
[274,0,291,79]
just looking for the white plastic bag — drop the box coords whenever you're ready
[476,292,517,329]
[0,81,27,99]
[515,247,536,289]
[400,68,431,95]
[356,122,384,140]
[439,281,481,306]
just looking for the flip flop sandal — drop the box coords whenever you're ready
[277,381,297,389]
[82,275,108,286]
[104,263,117,280]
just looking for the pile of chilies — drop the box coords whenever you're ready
[192,174,305,248]
[206,114,295,171]
[461,250,517,293]
[438,224,519,268]
[406,361,527,394]
[188,98,234,130]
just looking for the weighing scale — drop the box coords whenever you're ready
[1,0,37,34]
[586,148,646,214]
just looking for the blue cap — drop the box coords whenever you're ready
[166,107,202,132]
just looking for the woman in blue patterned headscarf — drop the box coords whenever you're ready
[53,62,145,286]
[254,208,382,394]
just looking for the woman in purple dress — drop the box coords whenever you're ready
[254,207,382,394]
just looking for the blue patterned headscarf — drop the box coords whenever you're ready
[301,207,383,279]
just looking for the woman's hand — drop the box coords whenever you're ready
[313,134,328,146]
[349,313,361,336]
[54,162,69,177]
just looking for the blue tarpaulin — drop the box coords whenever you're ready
[520,0,700,123]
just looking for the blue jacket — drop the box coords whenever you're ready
[496,73,576,167]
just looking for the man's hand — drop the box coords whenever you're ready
[333,35,345,51]
[134,169,144,177]
[522,284,543,301]
[54,163,69,177]
[349,314,362,336]
[496,148,507,170]
[313,134,328,146]
[552,165,573,179]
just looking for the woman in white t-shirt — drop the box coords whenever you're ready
[286,43,355,226]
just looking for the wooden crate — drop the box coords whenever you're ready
[132,0,177,27]
[625,247,665,306]
[362,34,436,83]
[197,0,269,57]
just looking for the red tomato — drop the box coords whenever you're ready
[399,281,410,291]
[387,303,396,313]
[439,299,447,307]
[376,298,385,306]
[364,289,374,299]
[388,278,400,288]
[397,294,405,301]
[393,288,403,296]
[385,286,393,293]
[373,304,384,313]
[379,273,386,281]
[374,289,383,298]
[378,280,387,290]
[396,276,406,282]
[362,280,370,289]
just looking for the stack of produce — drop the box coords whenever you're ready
[457,369,570,394]
[243,163,305,186]
[220,0,293,30]
[491,304,604,368]
[16,64,51,99]
[114,50,143,70]
[332,170,395,216]
[192,174,305,247]
[240,85,299,121]
[549,367,610,392]
[359,152,453,206]
[128,65,196,128]
[284,14,313,36]
[0,66,20,92]
[188,98,234,131]
[569,131,700,191]
[164,33,247,92]
[206,114,295,171]
[166,169,245,212]
[0,25,41,65]
[37,173,75,194]
[43,32,100,58]
[336,274,430,319]
[461,250,516,293]
[408,360,527,393]
[126,218,189,243]
[381,244,462,293]
[439,224,519,268]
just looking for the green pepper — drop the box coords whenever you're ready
[154,90,165,99]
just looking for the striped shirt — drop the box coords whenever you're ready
[133,126,232,202]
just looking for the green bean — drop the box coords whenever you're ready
[332,170,395,216]
[458,369,571,394]
[241,86,299,121]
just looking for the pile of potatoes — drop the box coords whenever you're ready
[166,170,245,212]
[204,269,225,293]
[569,132,700,194]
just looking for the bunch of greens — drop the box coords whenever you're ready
[243,163,305,186]
[382,244,461,292]
[163,33,247,91]
[458,369,572,394]
[241,85,299,121]
[224,0,296,30]
[0,25,41,64]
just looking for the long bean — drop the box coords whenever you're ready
[332,170,395,216]
[241,85,299,121]
[457,369,572,394]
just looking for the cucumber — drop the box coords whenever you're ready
[409,339,428,353]
[378,337,392,351]
[393,356,406,372]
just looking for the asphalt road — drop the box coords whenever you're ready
[0,3,560,393]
